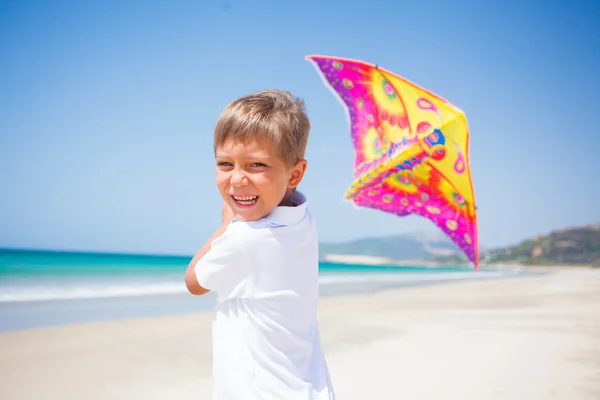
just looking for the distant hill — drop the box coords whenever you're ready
[318,231,465,263]
[483,224,600,266]
[318,224,600,267]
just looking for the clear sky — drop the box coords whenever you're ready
[1,0,599,256]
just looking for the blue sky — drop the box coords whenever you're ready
[1,0,599,256]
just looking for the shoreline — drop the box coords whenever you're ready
[0,265,522,333]
[321,253,600,269]
[0,265,587,334]
[1,266,599,399]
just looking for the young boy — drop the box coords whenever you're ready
[184,90,336,399]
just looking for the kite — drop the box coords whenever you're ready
[306,55,479,269]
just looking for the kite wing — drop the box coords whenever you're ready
[306,54,479,268]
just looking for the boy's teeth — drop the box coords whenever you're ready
[234,196,257,200]
[233,195,258,205]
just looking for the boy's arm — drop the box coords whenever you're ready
[184,204,234,295]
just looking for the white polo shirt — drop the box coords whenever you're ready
[195,191,335,400]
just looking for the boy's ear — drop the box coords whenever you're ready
[288,159,308,188]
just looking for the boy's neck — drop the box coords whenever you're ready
[279,188,298,207]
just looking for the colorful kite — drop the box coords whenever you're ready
[306,55,479,269]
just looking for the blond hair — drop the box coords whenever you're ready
[213,90,310,166]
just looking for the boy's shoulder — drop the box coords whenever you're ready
[214,218,280,252]
[216,220,268,247]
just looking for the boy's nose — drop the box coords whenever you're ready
[230,172,248,187]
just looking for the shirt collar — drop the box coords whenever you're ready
[262,190,308,227]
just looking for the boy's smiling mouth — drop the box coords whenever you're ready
[231,195,259,207]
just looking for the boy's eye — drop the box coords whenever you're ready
[250,163,267,168]
[217,161,232,167]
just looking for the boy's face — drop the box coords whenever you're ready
[215,136,307,222]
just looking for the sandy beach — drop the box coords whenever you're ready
[1,267,599,400]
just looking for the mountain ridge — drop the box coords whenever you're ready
[482,223,600,266]
[318,231,465,262]
[319,224,600,266]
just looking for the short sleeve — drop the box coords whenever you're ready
[194,224,249,301]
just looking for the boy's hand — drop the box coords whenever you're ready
[221,202,234,225]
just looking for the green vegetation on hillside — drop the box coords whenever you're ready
[484,224,600,266]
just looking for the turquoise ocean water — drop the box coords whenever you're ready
[0,249,520,332]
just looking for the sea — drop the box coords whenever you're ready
[0,249,523,332]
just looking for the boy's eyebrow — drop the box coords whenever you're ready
[215,151,272,160]
[248,153,272,160]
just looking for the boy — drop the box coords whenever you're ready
[184,90,336,400]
